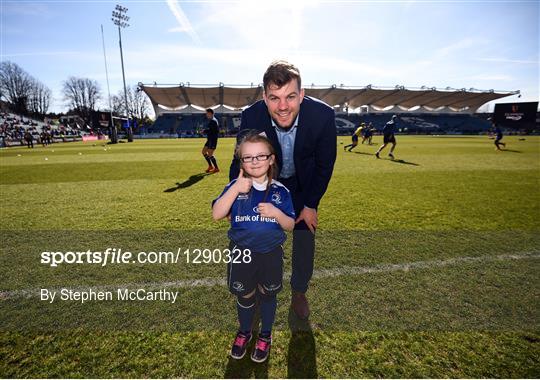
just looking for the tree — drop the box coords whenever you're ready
[111,85,151,121]
[0,61,53,117]
[28,79,52,116]
[62,76,101,126]
[0,61,33,115]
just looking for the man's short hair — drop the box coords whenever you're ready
[263,60,301,92]
[206,108,214,114]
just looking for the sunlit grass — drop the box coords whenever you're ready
[1,136,539,377]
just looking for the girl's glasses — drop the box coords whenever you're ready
[240,154,272,163]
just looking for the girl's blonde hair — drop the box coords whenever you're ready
[235,133,279,200]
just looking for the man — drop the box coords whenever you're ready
[492,123,506,150]
[365,122,375,145]
[229,60,337,319]
[202,108,220,173]
[375,115,398,159]
[344,123,363,152]
[24,130,33,148]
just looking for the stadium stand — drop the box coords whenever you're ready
[356,113,492,134]
[138,83,527,137]
[0,112,82,147]
[145,112,494,137]
[144,113,239,138]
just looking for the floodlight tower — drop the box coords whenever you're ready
[111,4,133,142]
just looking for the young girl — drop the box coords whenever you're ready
[212,133,295,363]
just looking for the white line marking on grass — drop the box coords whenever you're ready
[1,251,539,300]
[310,251,540,279]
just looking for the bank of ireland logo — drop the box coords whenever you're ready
[253,206,260,213]
[233,282,244,291]
[271,192,282,205]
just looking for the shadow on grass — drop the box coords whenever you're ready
[224,306,267,378]
[352,151,373,156]
[164,173,211,192]
[106,140,127,144]
[287,308,317,378]
[223,307,317,378]
[501,149,522,153]
[389,158,420,166]
[224,355,270,379]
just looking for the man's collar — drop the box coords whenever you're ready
[271,114,300,132]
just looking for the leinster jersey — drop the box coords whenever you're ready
[214,179,295,253]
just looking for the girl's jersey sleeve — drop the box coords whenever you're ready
[211,179,236,207]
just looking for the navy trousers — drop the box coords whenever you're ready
[278,176,315,293]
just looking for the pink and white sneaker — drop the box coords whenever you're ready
[251,334,272,363]
[230,331,252,359]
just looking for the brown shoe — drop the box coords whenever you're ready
[291,291,310,320]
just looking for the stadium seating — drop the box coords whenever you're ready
[147,113,240,137]
[145,112,496,137]
[331,113,492,135]
[0,112,81,147]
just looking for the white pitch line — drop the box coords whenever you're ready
[1,251,539,300]
[311,251,540,278]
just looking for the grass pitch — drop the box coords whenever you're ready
[1,135,539,377]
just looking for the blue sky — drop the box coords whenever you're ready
[1,0,538,114]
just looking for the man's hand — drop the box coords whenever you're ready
[296,207,317,233]
[258,202,279,219]
[233,169,252,194]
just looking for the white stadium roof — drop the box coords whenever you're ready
[139,83,518,114]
